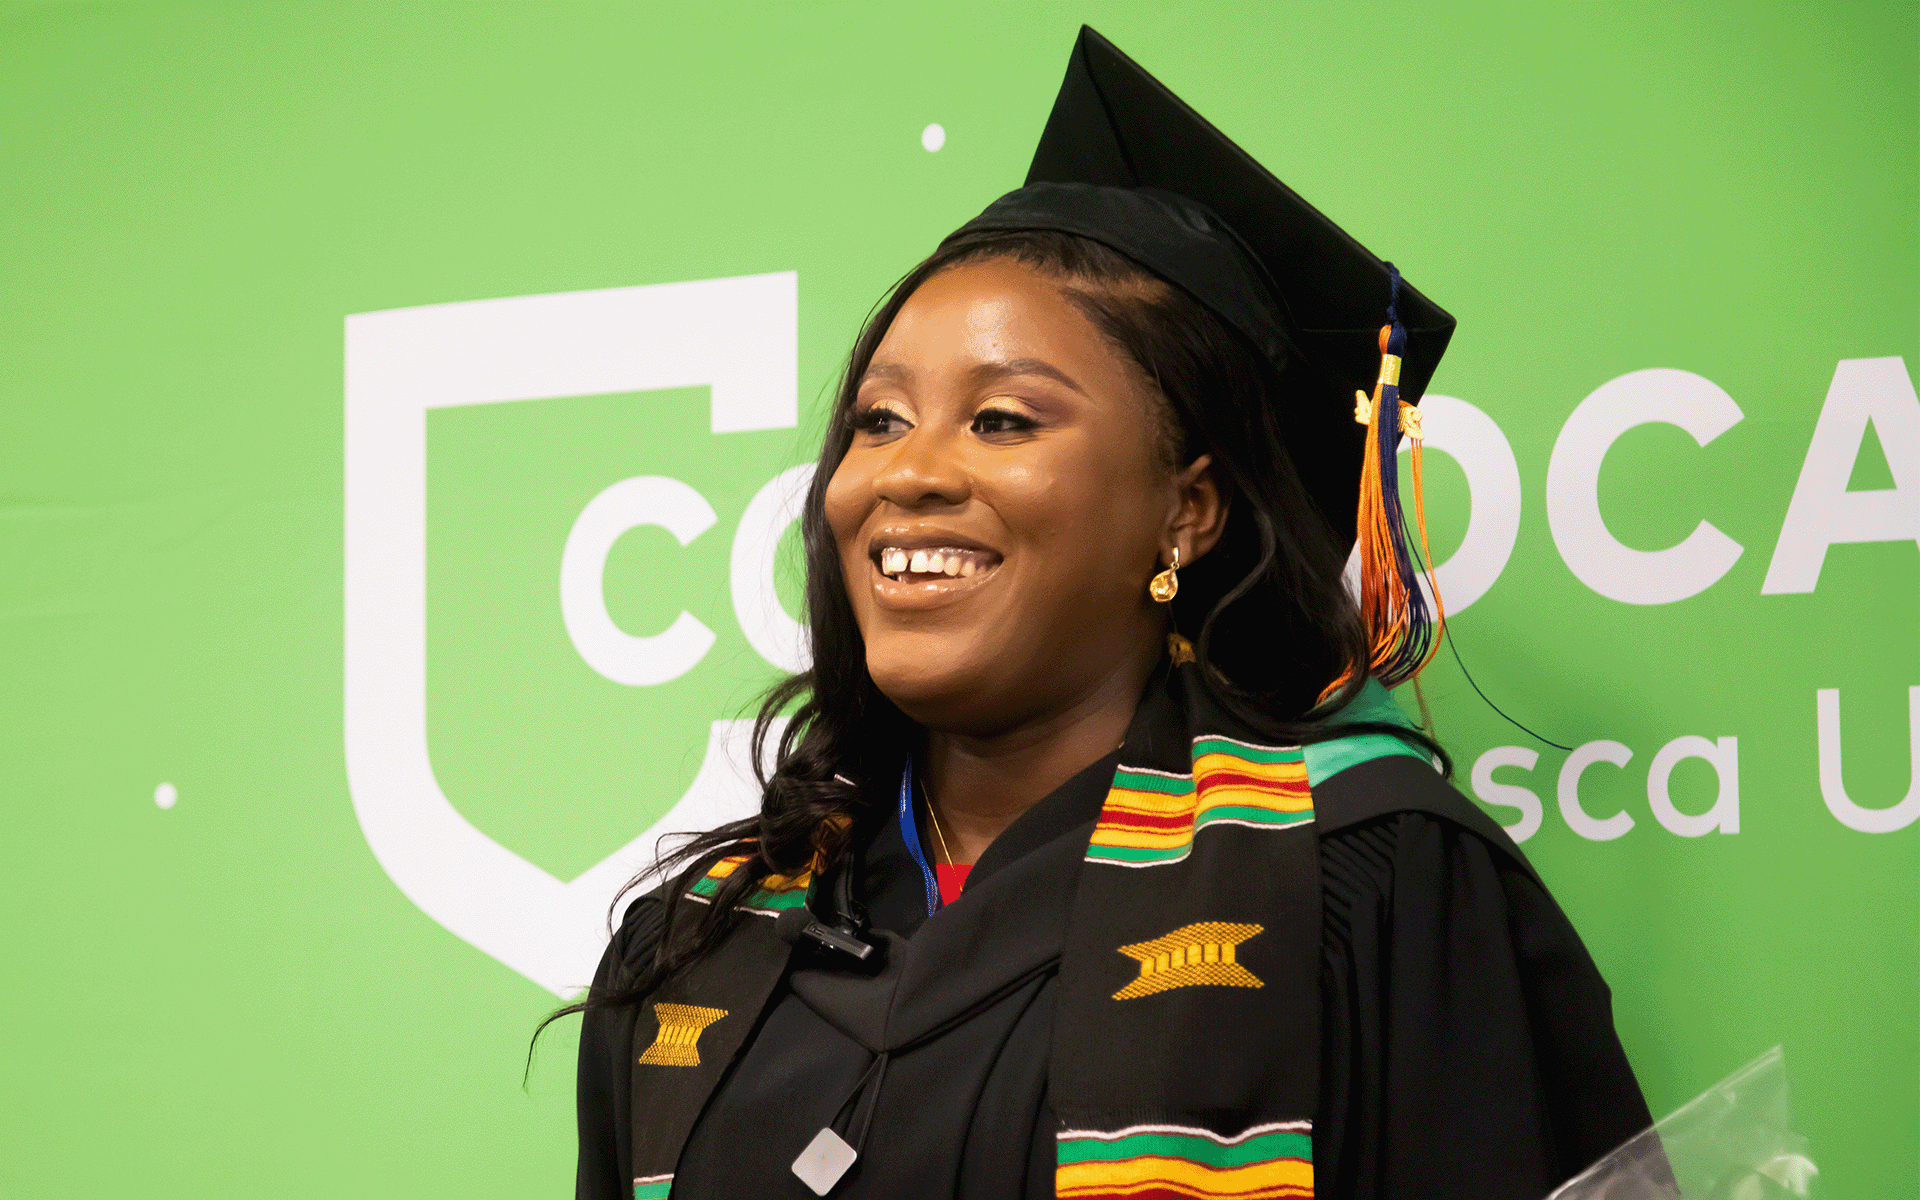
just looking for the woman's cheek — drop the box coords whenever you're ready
[989,453,1077,509]
[821,466,866,546]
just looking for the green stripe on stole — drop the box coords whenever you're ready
[687,868,810,912]
[1190,735,1301,764]
[738,888,809,912]
[1056,1127,1313,1168]
[1112,767,1193,795]
[1198,804,1313,828]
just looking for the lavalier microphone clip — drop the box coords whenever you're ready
[775,844,883,970]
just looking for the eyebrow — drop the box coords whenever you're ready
[860,357,1087,395]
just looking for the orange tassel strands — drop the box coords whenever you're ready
[1332,265,1448,699]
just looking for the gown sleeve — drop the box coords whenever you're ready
[1317,812,1653,1200]
[575,897,664,1200]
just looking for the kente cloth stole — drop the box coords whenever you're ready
[1049,670,1421,1200]
[626,865,811,1199]
[624,671,1427,1200]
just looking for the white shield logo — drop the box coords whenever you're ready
[344,273,797,996]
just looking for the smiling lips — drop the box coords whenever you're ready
[875,546,1000,585]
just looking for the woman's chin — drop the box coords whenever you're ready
[866,650,1018,734]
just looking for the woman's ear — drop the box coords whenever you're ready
[1169,454,1229,564]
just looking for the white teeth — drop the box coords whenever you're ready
[878,546,993,580]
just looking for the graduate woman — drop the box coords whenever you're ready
[573,28,1653,1200]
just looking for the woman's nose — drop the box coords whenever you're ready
[871,425,971,508]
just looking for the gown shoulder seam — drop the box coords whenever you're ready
[1312,754,1543,887]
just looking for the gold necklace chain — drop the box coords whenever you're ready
[924,791,955,867]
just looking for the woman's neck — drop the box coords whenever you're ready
[920,656,1153,866]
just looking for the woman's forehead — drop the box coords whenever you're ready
[864,259,1139,395]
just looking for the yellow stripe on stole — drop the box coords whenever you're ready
[1091,794,1309,852]
[700,854,809,893]
[1190,750,1300,779]
[1197,787,1311,817]
[1098,785,1193,815]
[1190,751,1309,797]
[1088,785,1193,850]
[1090,750,1309,853]
[1057,1155,1313,1198]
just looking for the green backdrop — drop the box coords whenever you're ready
[2,2,1914,1196]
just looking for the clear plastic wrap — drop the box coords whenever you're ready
[1548,1046,1818,1200]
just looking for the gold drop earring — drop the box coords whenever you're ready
[1148,547,1180,602]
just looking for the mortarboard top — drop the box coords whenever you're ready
[957,26,1455,542]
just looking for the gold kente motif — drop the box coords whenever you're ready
[637,1003,728,1067]
[1112,921,1264,1000]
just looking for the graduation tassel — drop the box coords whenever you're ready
[1344,265,1447,692]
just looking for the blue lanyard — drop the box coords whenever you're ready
[896,756,940,918]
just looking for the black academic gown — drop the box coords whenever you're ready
[575,750,1652,1200]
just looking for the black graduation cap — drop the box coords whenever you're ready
[957,26,1455,549]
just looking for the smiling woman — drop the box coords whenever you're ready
[566,27,1656,1200]
[827,254,1223,826]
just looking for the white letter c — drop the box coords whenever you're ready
[1557,739,1636,841]
[560,476,717,686]
[1546,368,1744,604]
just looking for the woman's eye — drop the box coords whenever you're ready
[847,406,910,436]
[971,407,1036,436]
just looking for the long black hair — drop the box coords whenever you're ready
[549,226,1446,1022]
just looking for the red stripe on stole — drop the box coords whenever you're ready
[1193,770,1308,797]
[1098,810,1198,832]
